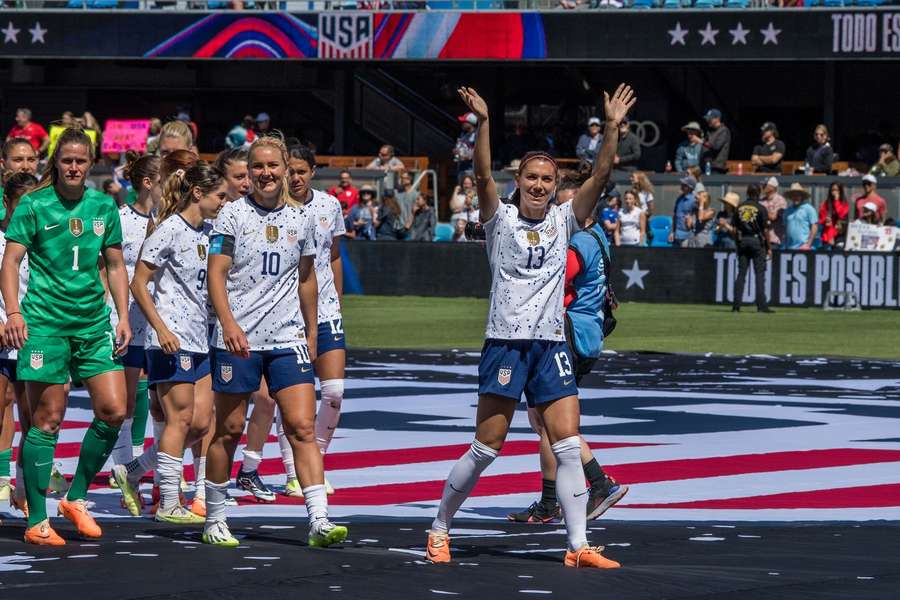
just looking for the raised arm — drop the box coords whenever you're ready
[573,84,636,224]
[458,87,498,223]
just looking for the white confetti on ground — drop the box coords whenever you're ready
[259,525,295,530]
[129,553,158,557]
[450,528,507,536]
[134,535,155,539]
[768,572,780,576]
[67,554,98,559]
[430,590,460,595]
[738,535,761,539]
[359,539,379,543]
[506,548,567,554]
[0,555,34,572]
[79,543,100,547]
[172,540,199,545]
[518,575,534,579]
[606,543,631,547]
[857,577,875,580]
[233,567,256,571]
[115,552,131,555]
[459,562,478,566]
[245,556,280,560]
[26,570,44,574]
[519,591,552,595]
[389,548,424,556]
[713,525,736,529]
[689,537,725,542]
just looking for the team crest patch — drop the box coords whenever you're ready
[30,351,43,370]
[319,216,330,228]
[197,244,207,260]
[287,228,298,243]
[69,218,84,237]
[526,231,541,246]
[498,367,512,386]
[265,225,280,243]
[179,354,192,371]
[220,364,233,383]
[545,224,557,238]
[93,218,105,236]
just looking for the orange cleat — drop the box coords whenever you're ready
[24,520,66,546]
[190,497,206,518]
[425,530,451,564]
[57,498,102,539]
[564,545,620,569]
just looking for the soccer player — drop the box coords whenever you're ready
[0,172,37,513]
[281,144,346,497]
[0,127,132,545]
[0,138,38,222]
[106,152,161,480]
[426,84,635,569]
[508,185,628,524]
[114,163,227,524]
[202,134,347,548]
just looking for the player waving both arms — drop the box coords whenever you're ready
[426,83,635,569]
[1,127,132,545]
[202,134,347,548]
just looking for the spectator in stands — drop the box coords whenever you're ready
[760,176,787,247]
[805,124,834,174]
[670,175,697,246]
[854,174,887,222]
[374,188,408,240]
[176,110,199,146]
[675,121,704,173]
[453,112,478,178]
[226,115,256,149]
[347,185,377,240]
[630,171,655,215]
[684,188,715,248]
[145,118,162,154]
[102,178,123,205]
[819,181,850,248]
[614,117,641,172]
[701,108,730,174]
[61,111,77,127]
[6,107,49,155]
[408,193,436,242]
[713,192,739,249]
[367,144,406,173]
[600,191,620,243]
[854,202,881,226]
[329,169,360,215]
[255,112,272,136]
[504,123,536,166]
[575,117,603,165]
[783,183,818,250]
[751,122,785,174]
[394,170,418,225]
[452,218,468,242]
[449,174,477,216]
[157,120,194,157]
[869,144,900,178]
[617,190,645,247]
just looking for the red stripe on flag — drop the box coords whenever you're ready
[622,483,900,510]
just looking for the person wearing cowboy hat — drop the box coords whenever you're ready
[674,121,704,173]
[784,182,818,250]
[713,191,739,249]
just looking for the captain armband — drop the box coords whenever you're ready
[209,234,235,257]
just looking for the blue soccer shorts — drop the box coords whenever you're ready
[478,339,579,407]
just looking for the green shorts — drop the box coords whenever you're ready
[17,327,123,384]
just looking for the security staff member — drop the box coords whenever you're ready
[731,184,774,313]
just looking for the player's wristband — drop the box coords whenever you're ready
[6,311,21,318]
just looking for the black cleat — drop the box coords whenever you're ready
[236,469,276,503]
[507,501,561,524]
[586,480,629,520]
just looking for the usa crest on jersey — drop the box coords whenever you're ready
[69,218,84,237]
[287,228,298,243]
[30,351,43,369]
[180,354,192,371]
[498,367,512,386]
[220,363,233,383]
[265,225,279,243]
[93,218,105,236]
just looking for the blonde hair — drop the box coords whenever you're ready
[248,132,295,207]
[814,124,829,140]
[632,171,654,194]
[159,120,194,148]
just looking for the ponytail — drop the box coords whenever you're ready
[156,162,224,226]
[123,150,161,187]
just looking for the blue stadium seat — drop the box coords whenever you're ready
[694,0,723,7]
[725,0,748,6]
[631,0,656,7]
[661,0,682,7]
[648,215,672,247]
[855,0,884,6]
[434,223,454,242]
[822,0,847,6]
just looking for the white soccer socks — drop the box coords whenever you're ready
[315,379,344,455]
[431,440,498,533]
[157,452,183,512]
[552,436,589,552]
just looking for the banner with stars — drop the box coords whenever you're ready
[1,9,899,61]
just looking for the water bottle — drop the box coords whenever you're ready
[704,160,712,176]
[737,162,743,176]
[665,160,673,173]
[804,162,811,175]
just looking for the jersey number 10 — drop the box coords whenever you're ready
[261,251,281,276]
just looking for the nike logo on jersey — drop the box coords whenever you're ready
[563,379,574,386]
[34,460,53,467]
[44,223,60,230]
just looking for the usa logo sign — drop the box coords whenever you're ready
[497,367,512,386]
[221,364,233,383]
[318,13,373,59]
[30,351,43,370]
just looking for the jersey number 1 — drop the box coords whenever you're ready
[71,245,79,271]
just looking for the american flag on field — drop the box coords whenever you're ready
[6,353,900,523]
[317,13,373,59]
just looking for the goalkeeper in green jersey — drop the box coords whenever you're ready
[0,127,132,546]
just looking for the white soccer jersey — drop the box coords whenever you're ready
[211,196,316,351]
[305,189,346,323]
[483,201,580,342]
[0,228,28,360]
[139,215,212,354]
[108,205,152,344]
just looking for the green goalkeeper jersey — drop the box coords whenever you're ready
[6,185,122,336]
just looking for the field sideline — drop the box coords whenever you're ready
[342,296,898,359]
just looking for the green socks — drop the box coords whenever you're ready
[22,428,58,527]
[0,447,11,478]
[132,378,150,447]
[68,418,121,501]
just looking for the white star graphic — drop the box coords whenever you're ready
[760,22,781,45]
[668,22,688,46]
[2,21,20,44]
[28,21,46,44]
[729,22,750,45]
[622,259,650,290]
[698,22,719,46]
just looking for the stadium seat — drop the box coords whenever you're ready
[855,0,884,6]
[648,215,672,247]
[694,0,723,7]
[725,0,748,6]
[434,223,454,242]
[630,0,657,7]
[661,0,682,7]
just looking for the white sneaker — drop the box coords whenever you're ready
[0,477,10,502]
[202,520,239,548]
[308,518,348,548]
